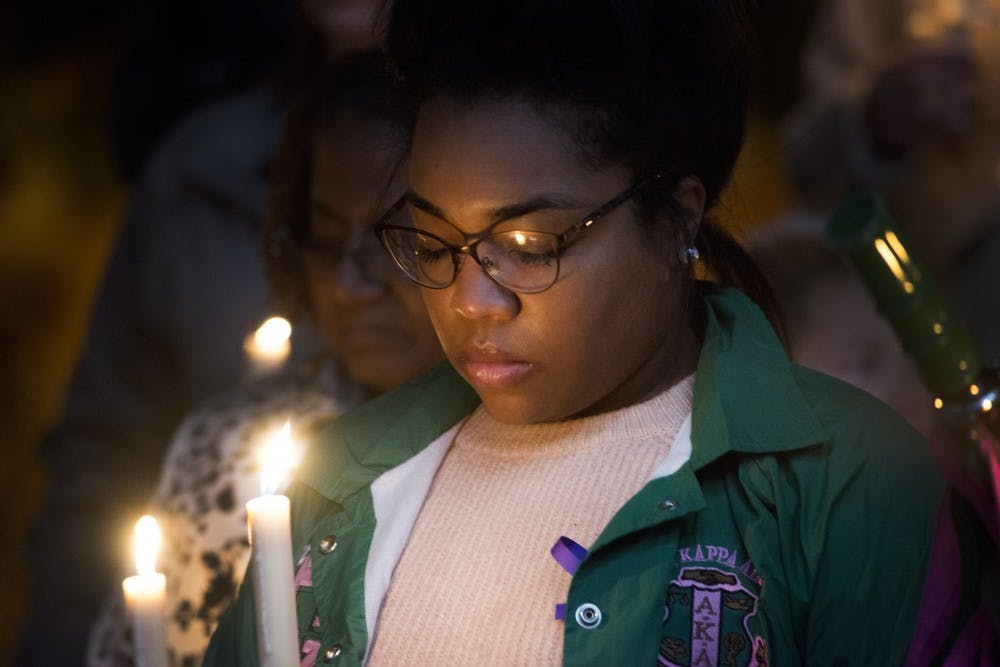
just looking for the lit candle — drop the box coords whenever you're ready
[122,515,169,667]
[247,421,301,667]
[244,316,292,376]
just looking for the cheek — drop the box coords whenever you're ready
[537,251,672,360]
[421,289,455,346]
[306,273,337,325]
[391,282,437,341]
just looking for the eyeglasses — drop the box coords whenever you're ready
[373,172,665,294]
[302,226,398,283]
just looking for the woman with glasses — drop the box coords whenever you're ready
[207,2,943,665]
[86,54,442,667]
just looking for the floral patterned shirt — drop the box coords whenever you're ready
[85,360,362,667]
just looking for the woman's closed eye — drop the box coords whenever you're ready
[509,248,555,267]
[493,231,558,266]
[407,232,450,265]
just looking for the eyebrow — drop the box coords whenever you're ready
[407,189,590,229]
[309,200,354,226]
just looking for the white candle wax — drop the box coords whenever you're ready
[123,516,169,667]
[247,493,299,667]
[122,573,168,667]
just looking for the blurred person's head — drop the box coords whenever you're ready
[751,227,934,435]
[265,53,444,393]
[279,0,388,96]
[299,0,384,61]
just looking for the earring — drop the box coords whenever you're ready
[680,245,700,264]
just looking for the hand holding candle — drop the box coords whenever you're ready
[122,515,169,667]
[247,421,302,667]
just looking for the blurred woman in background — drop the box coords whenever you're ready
[85,53,443,667]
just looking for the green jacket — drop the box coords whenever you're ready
[205,286,943,666]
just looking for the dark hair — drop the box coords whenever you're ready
[383,0,782,331]
[263,52,407,320]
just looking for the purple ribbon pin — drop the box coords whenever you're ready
[551,536,588,620]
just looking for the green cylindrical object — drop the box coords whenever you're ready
[826,192,981,399]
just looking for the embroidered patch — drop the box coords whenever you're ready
[658,544,768,667]
[294,546,323,666]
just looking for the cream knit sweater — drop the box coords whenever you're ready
[368,375,694,665]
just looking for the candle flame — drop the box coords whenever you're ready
[253,317,292,353]
[260,420,302,496]
[134,515,161,576]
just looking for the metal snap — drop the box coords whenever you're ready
[574,603,603,629]
[318,535,338,555]
[659,499,677,511]
[323,644,342,661]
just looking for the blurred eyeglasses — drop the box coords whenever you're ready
[302,225,397,283]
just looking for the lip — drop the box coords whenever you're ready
[459,343,533,389]
[336,325,407,349]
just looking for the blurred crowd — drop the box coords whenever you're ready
[3,0,998,664]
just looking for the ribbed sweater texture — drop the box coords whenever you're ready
[368,375,694,665]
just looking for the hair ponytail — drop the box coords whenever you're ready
[696,220,789,349]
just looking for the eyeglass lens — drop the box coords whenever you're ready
[378,205,561,293]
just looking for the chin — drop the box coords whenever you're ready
[347,363,403,394]
[477,392,565,425]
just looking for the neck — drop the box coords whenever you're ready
[573,315,701,420]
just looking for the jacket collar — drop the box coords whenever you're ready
[298,285,829,502]
[690,284,829,468]
[298,363,479,503]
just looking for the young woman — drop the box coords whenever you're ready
[85,54,442,667]
[206,2,943,665]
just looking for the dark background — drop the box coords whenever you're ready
[0,1,820,663]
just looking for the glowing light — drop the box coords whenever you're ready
[260,421,301,496]
[245,316,292,373]
[134,515,161,577]
[253,317,291,351]
[906,11,937,39]
[934,398,944,410]
[885,231,912,266]
[513,232,527,245]
[984,399,994,413]
[874,238,907,286]
[960,360,969,371]
[904,281,915,294]
[971,384,981,396]
[933,323,943,335]
[938,0,963,26]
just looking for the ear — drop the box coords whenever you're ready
[672,176,706,241]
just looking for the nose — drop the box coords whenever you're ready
[449,255,520,321]
[329,254,384,304]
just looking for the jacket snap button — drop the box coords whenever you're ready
[318,535,338,554]
[323,644,342,661]
[574,603,602,629]
[659,499,677,511]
